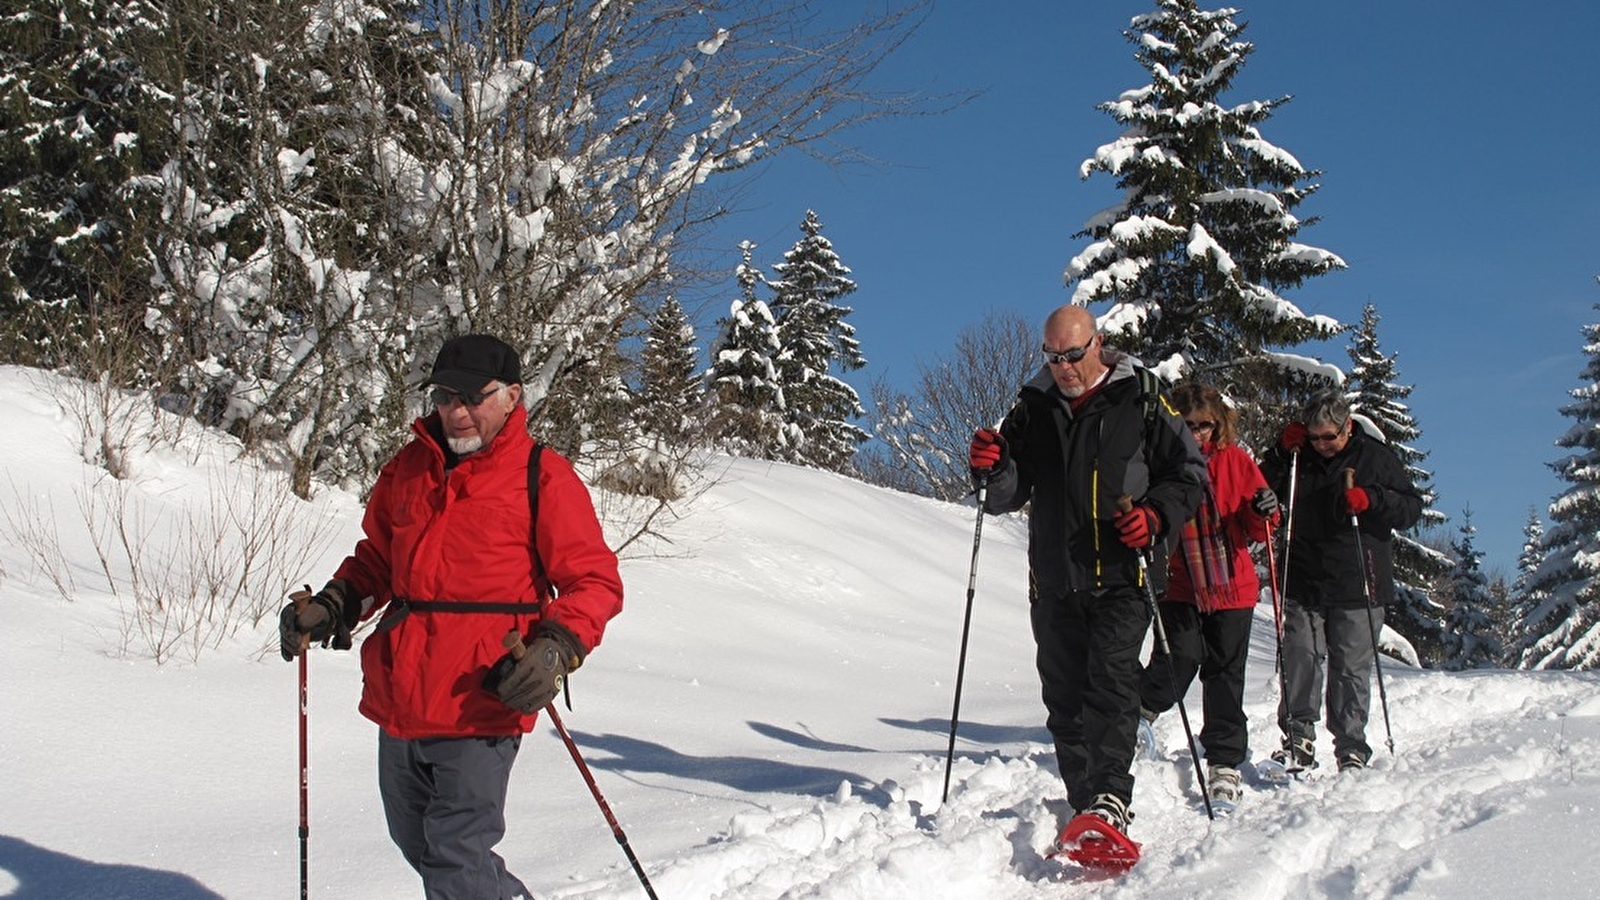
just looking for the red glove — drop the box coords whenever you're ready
[1343,486,1371,516]
[1114,504,1159,549]
[1278,422,1307,451]
[969,429,1007,471]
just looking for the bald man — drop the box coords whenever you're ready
[969,305,1204,836]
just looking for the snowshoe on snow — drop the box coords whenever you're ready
[1052,794,1140,872]
[1337,750,1370,772]
[1258,735,1317,785]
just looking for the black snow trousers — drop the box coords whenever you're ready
[1030,585,1151,812]
[1137,601,1255,768]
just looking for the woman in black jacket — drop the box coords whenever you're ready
[1259,388,1423,774]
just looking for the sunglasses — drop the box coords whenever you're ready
[1042,336,1096,365]
[429,384,502,409]
[1307,421,1347,443]
[1185,419,1216,433]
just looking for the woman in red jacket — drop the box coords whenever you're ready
[1135,381,1277,809]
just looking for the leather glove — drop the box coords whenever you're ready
[1251,486,1280,518]
[279,581,353,661]
[485,623,586,713]
[969,428,1007,472]
[1343,486,1371,516]
[1278,422,1307,451]
[1113,504,1159,549]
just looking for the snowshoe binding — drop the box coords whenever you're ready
[1258,735,1317,786]
[1204,764,1242,816]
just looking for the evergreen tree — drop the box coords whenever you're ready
[1441,512,1503,671]
[1520,303,1600,669]
[1346,303,1450,666]
[1504,508,1547,665]
[707,241,786,457]
[0,0,168,364]
[767,210,869,472]
[637,296,706,449]
[1066,0,1342,411]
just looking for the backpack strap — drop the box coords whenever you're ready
[527,443,547,594]
[1135,365,1168,431]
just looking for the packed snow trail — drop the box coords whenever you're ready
[550,637,1600,900]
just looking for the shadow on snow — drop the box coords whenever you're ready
[0,834,227,900]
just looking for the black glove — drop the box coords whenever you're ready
[484,622,586,713]
[279,581,354,661]
[1250,486,1279,518]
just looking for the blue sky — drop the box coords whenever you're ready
[697,0,1600,574]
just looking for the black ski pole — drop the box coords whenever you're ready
[1342,469,1395,755]
[1119,496,1213,820]
[503,634,660,900]
[942,472,989,805]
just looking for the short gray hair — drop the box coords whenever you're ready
[1301,387,1350,428]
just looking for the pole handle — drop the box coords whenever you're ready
[503,630,527,659]
[292,584,314,653]
[1116,494,1133,515]
[1342,467,1355,490]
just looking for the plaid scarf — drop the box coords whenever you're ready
[1180,486,1234,612]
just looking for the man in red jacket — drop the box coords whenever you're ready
[280,334,624,899]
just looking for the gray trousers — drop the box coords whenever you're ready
[1276,599,1383,761]
[377,731,531,900]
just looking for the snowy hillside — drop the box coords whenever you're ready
[2,364,1599,900]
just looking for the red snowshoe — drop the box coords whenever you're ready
[1052,813,1141,872]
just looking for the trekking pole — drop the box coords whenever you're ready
[1342,469,1395,756]
[1118,496,1213,820]
[1263,508,1289,705]
[503,634,660,900]
[1276,452,1299,675]
[292,588,313,900]
[942,472,989,805]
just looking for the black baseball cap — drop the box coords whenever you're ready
[423,334,522,395]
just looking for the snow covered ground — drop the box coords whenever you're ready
[3,363,1599,899]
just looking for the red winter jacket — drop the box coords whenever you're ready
[1164,442,1272,612]
[335,405,623,738]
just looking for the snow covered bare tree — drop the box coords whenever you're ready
[1065,0,1342,407]
[2,0,931,497]
[1519,302,1600,669]
[766,209,868,471]
[1346,303,1450,665]
[859,310,1035,500]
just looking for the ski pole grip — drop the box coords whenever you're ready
[1116,494,1134,515]
[292,584,314,652]
[1343,467,1355,490]
[503,630,527,660]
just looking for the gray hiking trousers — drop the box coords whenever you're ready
[1276,598,1383,762]
[377,731,532,900]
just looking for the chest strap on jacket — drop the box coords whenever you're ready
[373,597,543,634]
